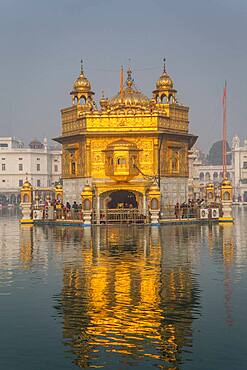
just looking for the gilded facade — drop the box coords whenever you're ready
[54,60,197,217]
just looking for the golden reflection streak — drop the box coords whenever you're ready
[221,224,235,326]
[57,226,196,368]
[19,225,33,268]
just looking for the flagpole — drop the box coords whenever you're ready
[222,81,227,179]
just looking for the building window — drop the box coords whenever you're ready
[19,163,23,171]
[223,191,230,201]
[54,164,58,172]
[2,163,6,171]
[37,164,40,171]
[117,157,126,166]
[131,156,137,166]
[0,143,8,148]
[199,173,205,181]
[19,158,23,160]
[2,179,5,182]
[71,162,76,175]
[37,179,41,187]
[108,157,113,166]
[37,158,40,161]
[2,158,5,160]
[151,198,159,210]
[172,152,179,172]
[84,198,91,210]
[19,179,23,187]
[169,148,180,174]
[243,162,247,169]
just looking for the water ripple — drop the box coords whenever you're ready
[0,213,247,369]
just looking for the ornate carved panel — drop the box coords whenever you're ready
[162,140,188,177]
[86,115,158,132]
[86,136,157,179]
[62,142,86,178]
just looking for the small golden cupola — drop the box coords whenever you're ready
[108,67,150,113]
[99,91,109,111]
[70,60,95,111]
[104,139,139,182]
[153,58,177,104]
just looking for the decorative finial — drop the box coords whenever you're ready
[163,57,166,73]
[100,90,108,109]
[80,59,84,74]
[127,67,132,77]
[120,66,124,99]
[127,67,133,87]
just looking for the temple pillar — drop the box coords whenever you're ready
[219,179,234,222]
[54,184,63,203]
[20,180,33,224]
[143,194,147,216]
[96,194,100,225]
[206,182,215,205]
[136,192,143,213]
[148,185,160,225]
[81,185,93,225]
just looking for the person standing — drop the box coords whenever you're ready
[174,202,180,219]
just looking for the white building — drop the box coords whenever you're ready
[189,135,247,202]
[231,135,247,202]
[0,137,62,204]
[189,147,232,198]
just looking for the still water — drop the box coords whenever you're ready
[0,209,246,370]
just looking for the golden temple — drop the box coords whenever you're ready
[54,59,197,222]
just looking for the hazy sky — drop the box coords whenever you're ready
[0,0,246,152]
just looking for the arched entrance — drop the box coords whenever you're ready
[107,190,138,209]
[97,189,146,224]
[0,193,7,205]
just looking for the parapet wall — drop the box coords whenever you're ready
[160,177,188,210]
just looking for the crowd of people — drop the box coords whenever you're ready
[174,198,219,219]
[44,200,83,220]
[39,197,221,221]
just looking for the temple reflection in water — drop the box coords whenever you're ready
[17,223,236,369]
[52,226,200,369]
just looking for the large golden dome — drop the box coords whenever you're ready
[156,58,173,90]
[73,60,91,92]
[108,68,150,111]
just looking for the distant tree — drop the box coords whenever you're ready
[207,140,231,165]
